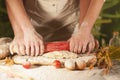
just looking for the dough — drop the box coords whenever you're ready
[0,37,12,45]
[42,51,78,59]
[0,44,10,59]
[0,37,12,59]
[13,51,96,66]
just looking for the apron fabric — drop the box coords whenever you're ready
[23,0,80,42]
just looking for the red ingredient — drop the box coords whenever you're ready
[53,60,61,68]
[22,62,31,69]
[44,41,69,53]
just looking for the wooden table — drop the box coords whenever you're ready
[0,60,119,80]
[104,60,120,80]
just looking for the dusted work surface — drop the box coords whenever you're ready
[0,60,120,80]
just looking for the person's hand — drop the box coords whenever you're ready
[10,30,44,56]
[68,32,96,54]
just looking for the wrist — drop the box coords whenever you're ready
[22,25,36,34]
[78,21,92,34]
[72,25,91,37]
[14,30,23,39]
[79,27,91,35]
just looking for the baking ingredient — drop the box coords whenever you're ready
[87,57,97,67]
[0,44,10,59]
[76,60,86,70]
[109,31,120,47]
[53,60,61,68]
[0,37,12,45]
[64,60,76,70]
[13,52,96,66]
[0,44,10,60]
[0,37,12,59]
[43,51,78,59]
[0,66,33,80]
[22,62,31,69]
[96,47,112,69]
[0,57,14,65]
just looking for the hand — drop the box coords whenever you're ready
[10,30,44,56]
[68,32,96,54]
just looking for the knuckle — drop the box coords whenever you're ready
[31,47,35,56]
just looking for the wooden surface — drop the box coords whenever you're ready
[0,60,119,80]
[104,60,120,80]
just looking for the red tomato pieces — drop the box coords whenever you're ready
[22,62,31,69]
[53,60,61,68]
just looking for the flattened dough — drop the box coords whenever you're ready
[13,51,96,65]
[43,51,78,59]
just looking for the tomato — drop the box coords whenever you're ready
[22,62,31,69]
[53,60,61,68]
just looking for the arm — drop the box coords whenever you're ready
[69,0,105,53]
[6,0,23,37]
[6,0,44,56]
[79,0,105,34]
[6,0,35,32]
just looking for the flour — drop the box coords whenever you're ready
[43,51,78,59]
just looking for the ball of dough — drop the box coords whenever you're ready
[64,59,76,70]
[76,60,86,70]
[0,44,10,59]
[0,37,12,45]
[0,37,12,59]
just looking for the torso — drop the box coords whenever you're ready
[37,0,68,17]
[23,0,80,42]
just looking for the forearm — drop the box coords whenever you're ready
[79,0,105,34]
[79,0,91,24]
[6,0,35,33]
[6,1,23,37]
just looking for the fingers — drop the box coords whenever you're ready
[39,41,44,55]
[69,38,87,54]
[9,43,14,55]
[82,42,88,53]
[26,42,30,56]
[73,41,79,53]
[25,41,44,56]
[69,38,97,54]
[70,40,75,52]
[10,33,44,56]
[30,42,35,56]
[95,39,99,49]
[19,44,26,55]
[88,41,95,53]
[10,43,22,55]
[14,44,20,55]
[35,42,40,56]
[78,43,82,53]
[70,41,83,54]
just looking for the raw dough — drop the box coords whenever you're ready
[13,51,96,66]
[0,44,10,59]
[0,37,12,45]
[0,37,12,59]
[42,51,78,59]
